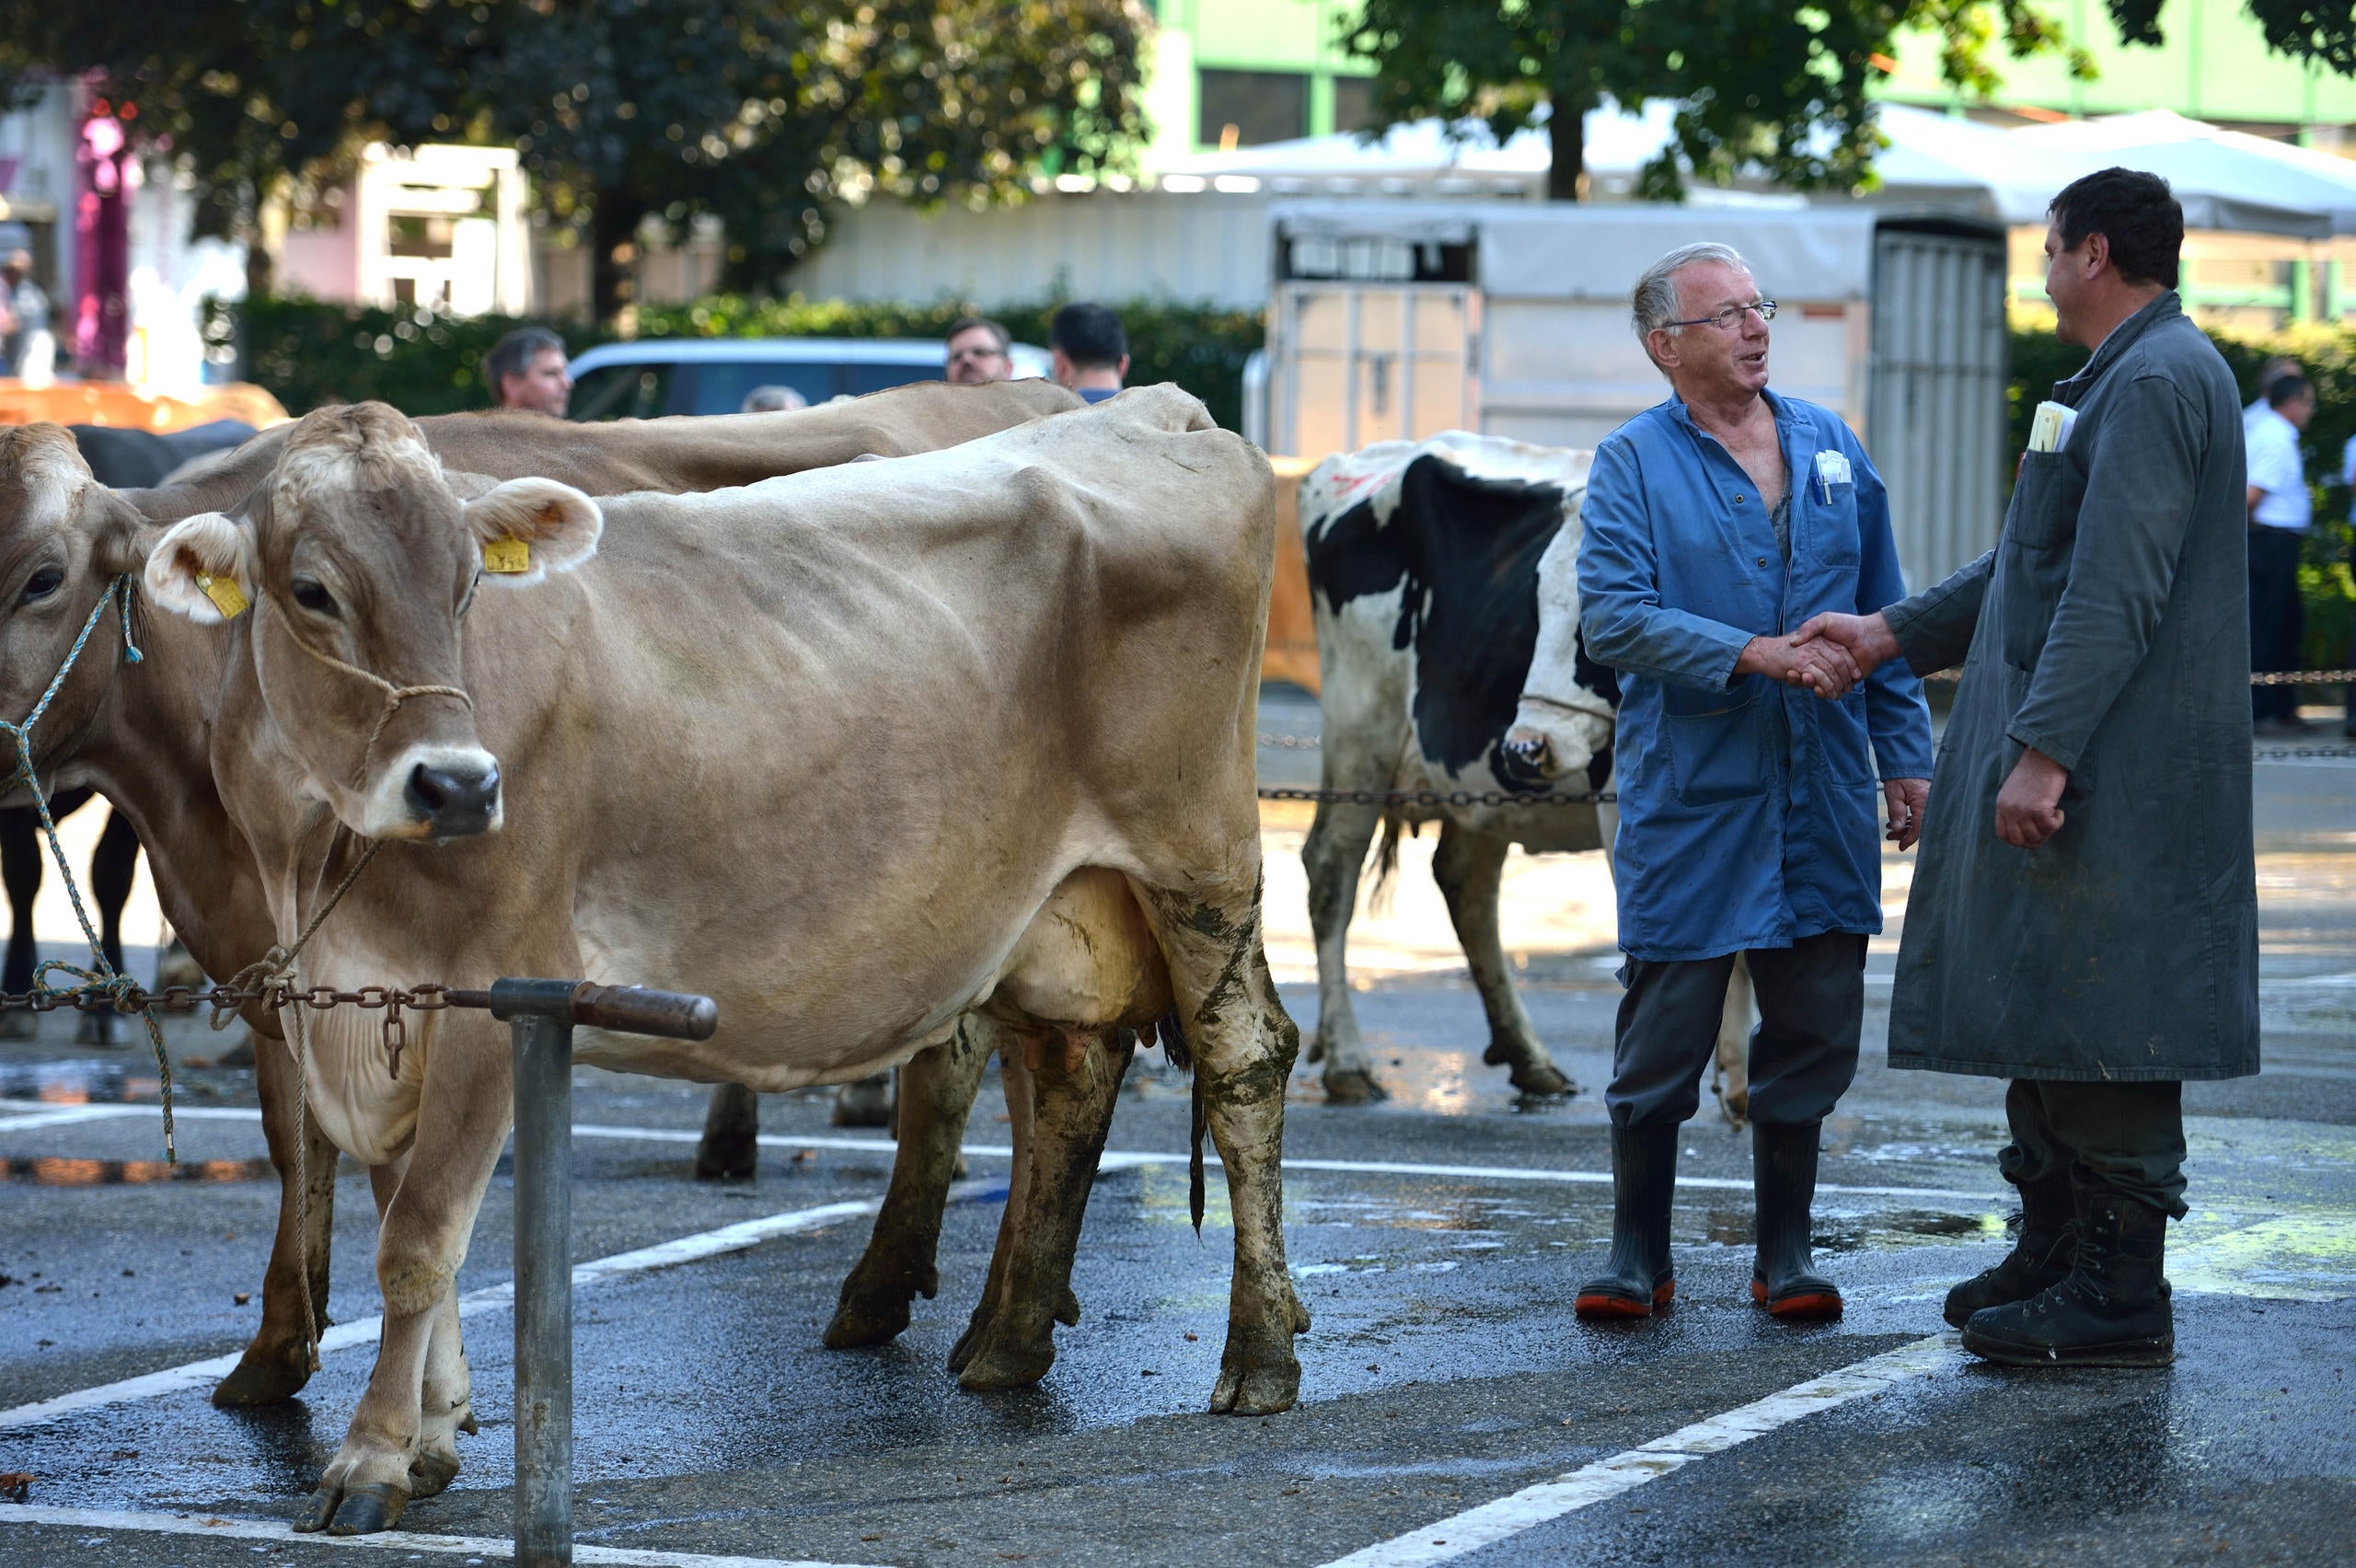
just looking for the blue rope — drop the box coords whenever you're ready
[1,574,175,1160]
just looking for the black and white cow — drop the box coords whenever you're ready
[1299,432,1753,1111]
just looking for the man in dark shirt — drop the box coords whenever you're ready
[1050,303,1128,404]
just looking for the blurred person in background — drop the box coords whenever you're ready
[1050,303,1128,403]
[2244,355,2302,437]
[0,251,54,384]
[2246,373,2314,733]
[944,317,1014,385]
[487,326,572,416]
[740,385,809,412]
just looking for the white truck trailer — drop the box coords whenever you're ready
[1254,201,2009,594]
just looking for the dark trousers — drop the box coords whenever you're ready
[1999,1078,2187,1219]
[1607,931,1865,1128]
[2248,525,2304,721]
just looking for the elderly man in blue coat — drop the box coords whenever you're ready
[1574,242,1934,1322]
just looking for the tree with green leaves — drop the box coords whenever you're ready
[0,1,1149,321]
[1340,1,2356,202]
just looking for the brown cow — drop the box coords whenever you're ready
[0,381,1079,1406]
[144,391,1306,1535]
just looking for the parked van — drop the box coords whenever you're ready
[566,337,1055,421]
[1256,202,2009,594]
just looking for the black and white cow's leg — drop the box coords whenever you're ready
[77,806,138,1046]
[1302,798,1390,1102]
[831,1069,896,1128]
[0,806,40,1039]
[826,1021,990,1349]
[1712,956,1756,1128]
[1432,820,1574,1097]
[694,1082,760,1180]
[950,1041,1037,1374]
[1135,877,1310,1415]
[958,1027,1135,1391]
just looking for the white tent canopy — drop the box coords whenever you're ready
[1158,101,2356,240]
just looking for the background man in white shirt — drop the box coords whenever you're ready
[2246,373,2314,733]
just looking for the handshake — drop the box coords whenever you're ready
[1738,611,1900,702]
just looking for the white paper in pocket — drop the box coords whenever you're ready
[2027,400,2078,453]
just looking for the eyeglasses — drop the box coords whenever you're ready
[1664,300,1778,331]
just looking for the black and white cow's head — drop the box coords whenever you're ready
[1299,433,1617,794]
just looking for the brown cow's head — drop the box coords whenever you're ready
[0,424,156,798]
[144,403,601,840]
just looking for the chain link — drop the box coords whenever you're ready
[0,981,487,1019]
[1258,785,1611,808]
[1256,732,1323,750]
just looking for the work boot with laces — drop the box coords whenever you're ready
[1945,1170,2075,1328]
[1574,1123,1678,1319]
[1961,1172,2174,1367]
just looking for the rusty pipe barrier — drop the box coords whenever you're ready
[483,978,720,1568]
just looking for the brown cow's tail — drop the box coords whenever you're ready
[1365,813,1408,914]
[1155,1005,1208,1235]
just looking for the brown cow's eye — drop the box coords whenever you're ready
[18,567,63,604]
[291,578,340,617]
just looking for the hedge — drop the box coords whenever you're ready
[2011,308,2355,677]
[205,293,1266,432]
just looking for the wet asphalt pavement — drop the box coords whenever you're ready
[1,732,2351,1567]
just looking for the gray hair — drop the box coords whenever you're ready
[484,326,567,400]
[739,384,809,413]
[1632,243,1751,367]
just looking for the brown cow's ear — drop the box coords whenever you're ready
[462,478,602,585]
[143,513,256,625]
[87,489,167,579]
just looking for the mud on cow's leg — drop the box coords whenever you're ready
[214,1021,338,1407]
[1712,957,1756,1129]
[694,1082,760,1181]
[827,1024,991,1349]
[1302,799,1389,1102]
[959,1028,1136,1392]
[296,1032,510,1537]
[1432,820,1575,1098]
[407,1284,477,1501]
[1138,879,1311,1415]
[951,1040,1037,1375]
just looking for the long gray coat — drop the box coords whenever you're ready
[1882,293,2258,1082]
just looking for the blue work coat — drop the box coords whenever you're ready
[1577,391,1934,961]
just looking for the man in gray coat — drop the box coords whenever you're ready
[1796,167,2258,1367]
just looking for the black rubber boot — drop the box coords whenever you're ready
[1944,1170,2074,1328]
[1750,1121,1842,1319]
[1574,1123,1678,1319]
[1961,1172,2174,1367]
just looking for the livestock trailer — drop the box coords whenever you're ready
[1257,201,2009,595]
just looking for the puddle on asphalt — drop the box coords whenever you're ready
[1286,1043,1588,1117]
[0,1058,163,1105]
[0,1155,274,1185]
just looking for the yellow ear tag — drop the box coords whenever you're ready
[194,572,248,619]
[482,536,532,574]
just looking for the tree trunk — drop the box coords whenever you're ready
[590,192,648,327]
[1548,96,1588,202]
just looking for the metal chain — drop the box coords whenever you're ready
[1257,786,1612,808]
[1256,732,1323,750]
[1923,668,2356,686]
[0,980,468,1018]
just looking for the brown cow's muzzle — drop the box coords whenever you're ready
[402,753,502,838]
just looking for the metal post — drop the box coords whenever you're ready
[487,976,717,1568]
[504,982,578,1568]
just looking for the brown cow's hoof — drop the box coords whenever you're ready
[1055,1285,1081,1328]
[325,1482,408,1536]
[693,1133,756,1182]
[1322,1066,1389,1103]
[957,1317,1057,1391]
[211,1345,311,1407]
[1485,1039,1575,1098]
[407,1447,460,1499]
[1209,1320,1302,1415]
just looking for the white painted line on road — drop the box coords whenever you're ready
[1315,1332,1962,1567]
[1,1100,2004,1204]
[0,1505,881,1567]
[0,1188,932,1432]
[0,1104,121,1133]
